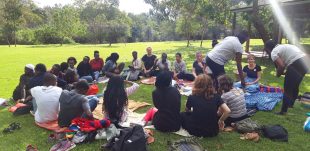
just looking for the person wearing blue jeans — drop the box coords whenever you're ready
[234,54,261,93]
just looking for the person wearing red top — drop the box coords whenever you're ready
[90,50,104,80]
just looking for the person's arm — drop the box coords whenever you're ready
[274,58,285,77]
[125,81,140,96]
[185,96,192,112]
[235,52,245,87]
[218,103,231,130]
[82,98,93,118]
[247,71,261,85]
[192,63,198,78]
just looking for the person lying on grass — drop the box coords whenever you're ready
[181,74,230,137]
[31,73,62,126]
[102,53,125,78]
[173,52,195,81]
[218,75,248,127]
[58,80,96,127]
[265,40,310,115]
[142,46,157,77]
[103,76,139,127]
[77,56,95,83]
[234,54,261,93]
[143,71,181,132]
[12,64,35,102]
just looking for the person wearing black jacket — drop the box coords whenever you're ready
[77,56,94,83]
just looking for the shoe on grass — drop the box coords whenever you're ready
[26,144,38,151]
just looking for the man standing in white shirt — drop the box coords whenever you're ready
[206,31,249,89]
[31,73,62,123]
[265,40,310,115]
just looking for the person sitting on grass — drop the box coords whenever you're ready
[126,51,142,81]
[25,63,47,112]
[181,74,230,137]
[90,50,104,80]
[192,51,206,78]
[60,62,68,75]
[58,80,96,127]
[67,57,78,74]
[142,47,157,77]
[63,70,79,91]
[102,53,125,78]
[218,75,248,127]
[12,64,35,102]
[173,52,195,81]
[150,53,171,77]
[143,71,181,132]
[77,56,95,83]
[31,73,62,130]
[50,64,66,89]
[103,76,139,127]
[234,54,262,93]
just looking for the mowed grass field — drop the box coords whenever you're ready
[0,39,310,151]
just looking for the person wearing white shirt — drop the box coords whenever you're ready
[127,51,143,81]
[206,31,249,88]
[265,40,310,115]
[31,73,62,123]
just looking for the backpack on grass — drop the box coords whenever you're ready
[168,138,206,151]
[103,125,147,151]
[235,118,261,133]
[262,125,288,142]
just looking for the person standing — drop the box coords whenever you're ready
[265,40,310,115]
[206,31,249,88]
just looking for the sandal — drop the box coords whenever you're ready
[2,122,21,133]
[240,132,260,142]
[26,145,38,151]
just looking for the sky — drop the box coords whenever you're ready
[32,0,152,14]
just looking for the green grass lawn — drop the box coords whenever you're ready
[0,40,310,150]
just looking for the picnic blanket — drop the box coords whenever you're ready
[93,98,151,119]
[245,92,283,111]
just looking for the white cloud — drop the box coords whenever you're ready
[32,0,152,14]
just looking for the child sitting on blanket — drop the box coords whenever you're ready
[218,75,248,127]
[180,74,230,137]
[103,76,139,127]
[234,54,261,93]
[142,71,181,132]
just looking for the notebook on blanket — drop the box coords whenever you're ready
[93,98,151,119]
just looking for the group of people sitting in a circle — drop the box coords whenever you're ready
[11,30,309,137]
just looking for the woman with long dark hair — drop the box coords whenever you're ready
[103,76,139,125]
[102,53,125,77]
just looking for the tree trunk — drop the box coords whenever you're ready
[109,42,112,47]
[252,0,270,44]
[60,37,64,46]
[14,31,17,47]
[200,29,205,47]
[7,37,11,47]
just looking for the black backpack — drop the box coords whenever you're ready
[103,125,147,151]
[262,125,288,142]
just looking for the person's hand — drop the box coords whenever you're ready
[218,120,225,130]
[245,82,252,86]
[241,80,246,87]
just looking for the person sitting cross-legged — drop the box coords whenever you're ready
[90,50,104,80]
[58,80,97,127]
[31,73,63,131]
[218,75,248,127]
[77,56,95,83]
[173,52,195,81]
[234,54,261,93]
[181,74,231,137]
[12,64,35,102]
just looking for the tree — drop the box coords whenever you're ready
[104,19,130,46]
[2,0,23,47]
[52,6,86,45]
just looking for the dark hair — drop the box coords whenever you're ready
[60,62,68,72]
[103,76,128,122]
[52,64,61,72]
[265,40,277,51]
[75,80,89,92]
[155,71,172,89]
[132,51,137,55]
[236,30,249,44]
[64,70,78,84]
[217,74,234,94]
[43,73,57,86]
[212,39,219,48]
[84,56,90,61]
[176,52,182,57]
[94,50,99,54]
[106,53,119,63]
[35,63,47,73]
[67,57,77,65]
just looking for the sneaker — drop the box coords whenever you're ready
[59,140,76,151]
[72,131,87,143]
[95,129,107,140]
